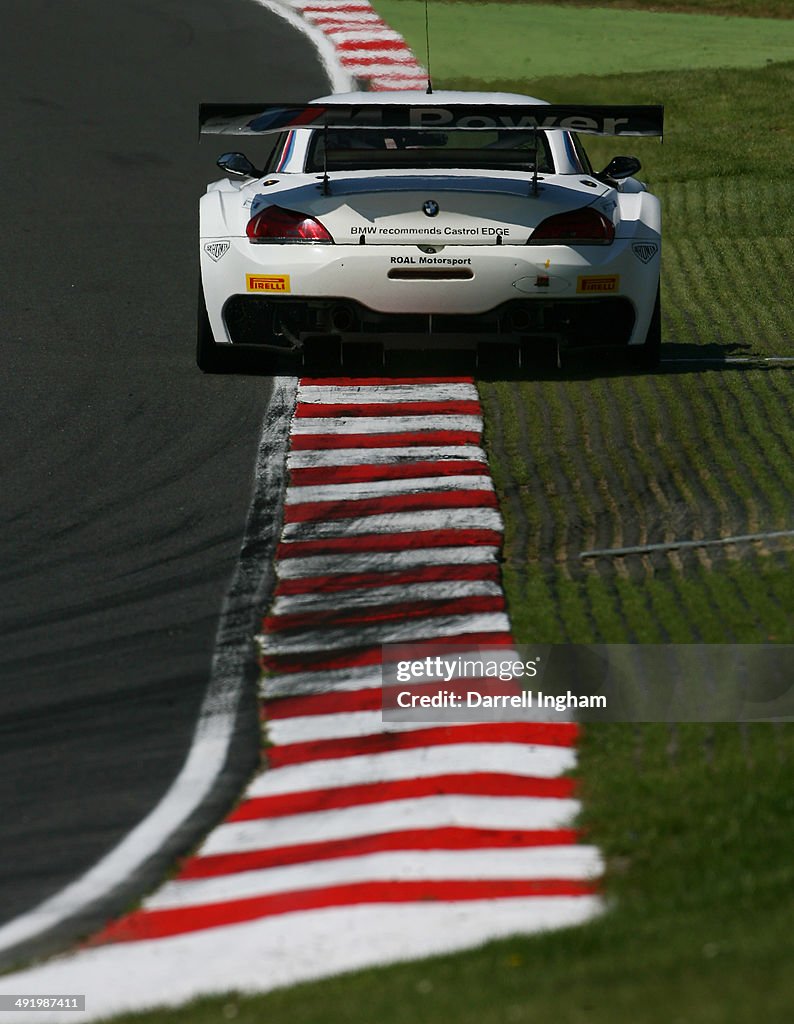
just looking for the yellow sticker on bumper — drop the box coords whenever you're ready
[246,274,291,293]
[577,275,620,294]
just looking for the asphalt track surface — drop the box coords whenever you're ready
[0,0,327,959]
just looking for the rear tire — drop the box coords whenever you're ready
[627,285,661,370]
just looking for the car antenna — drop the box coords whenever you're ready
[424,0,433,93]
[321,123,331,196]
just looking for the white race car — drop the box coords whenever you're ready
[198,91,663,372]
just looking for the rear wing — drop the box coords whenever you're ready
[199,102,664,138]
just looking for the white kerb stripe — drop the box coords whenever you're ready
[293,0,376,8]
[343,49,422,59]
[247,743,578,797]
[297,384,479,403]
[287,445,487,467]
[261,665,383,699]
[285,475,494,503]
[322,28,405,41]
[270,580,503,614]
[275,546,500,579]
[342,62,425,75]
[373,73,428,83]
[280,507,504,540]
[256,611,512,653]
[303,11,383,22]
[290,415,482,435]
[147,847,602,911]
[267,711,471,745]
[201,794,582,855]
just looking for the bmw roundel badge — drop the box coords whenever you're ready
[422,200,440,217]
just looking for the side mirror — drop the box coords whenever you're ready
[217,152,260,178]
[598,155,642,181]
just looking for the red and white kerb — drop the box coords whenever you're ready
[286,0,429,90]
[92,378,601,951]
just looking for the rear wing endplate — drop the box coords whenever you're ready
[199,102,664,138]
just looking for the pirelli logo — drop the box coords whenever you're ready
[577,275,620,294]
[246,274,290,293]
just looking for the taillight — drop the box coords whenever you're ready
[246,205,333,244]
[528,207,615,245]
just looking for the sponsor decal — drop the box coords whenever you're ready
[632,242,659,264]
[246,274,290,293]
[201,103,663,138]
[204,240,230,262]
[351,225,510,238]
[423,200,440,218]
[390,256,472,266]
[577,275,620,294]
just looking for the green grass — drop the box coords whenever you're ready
[411,0,794,18]
[376,0,794,80]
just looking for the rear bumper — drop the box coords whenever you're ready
[201,235,660,349]
[223,293,636,350]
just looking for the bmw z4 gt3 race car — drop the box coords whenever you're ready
[198,91,663,372]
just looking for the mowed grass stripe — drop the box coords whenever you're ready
[660,180,794,355]
[478,382,570,643]
[763,371,794,465]
[724,554,792,638]
[651,375,746,536]
[720,374,793,525]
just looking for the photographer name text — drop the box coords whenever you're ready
[394,690,606,711]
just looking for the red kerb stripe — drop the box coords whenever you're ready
[276,528,503,558]
[288,460,490,487]
[295,401,481,418]
[259,631,517,676]
[336,40,413,52]
[340,54,425,67]
[290,431,481,450]
[179,827,581,878]
[284,489,497,524]
[95,879,598,943]
[229,773,576,822]
[266,687,382,719]
[263,594,505,633]
[275,562,499,596]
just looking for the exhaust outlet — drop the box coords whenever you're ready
[330,305,356,332]
[504,307,532,333]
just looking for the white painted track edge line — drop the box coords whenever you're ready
[0,378,298,963]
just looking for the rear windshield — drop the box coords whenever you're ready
[304,128,555,173]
